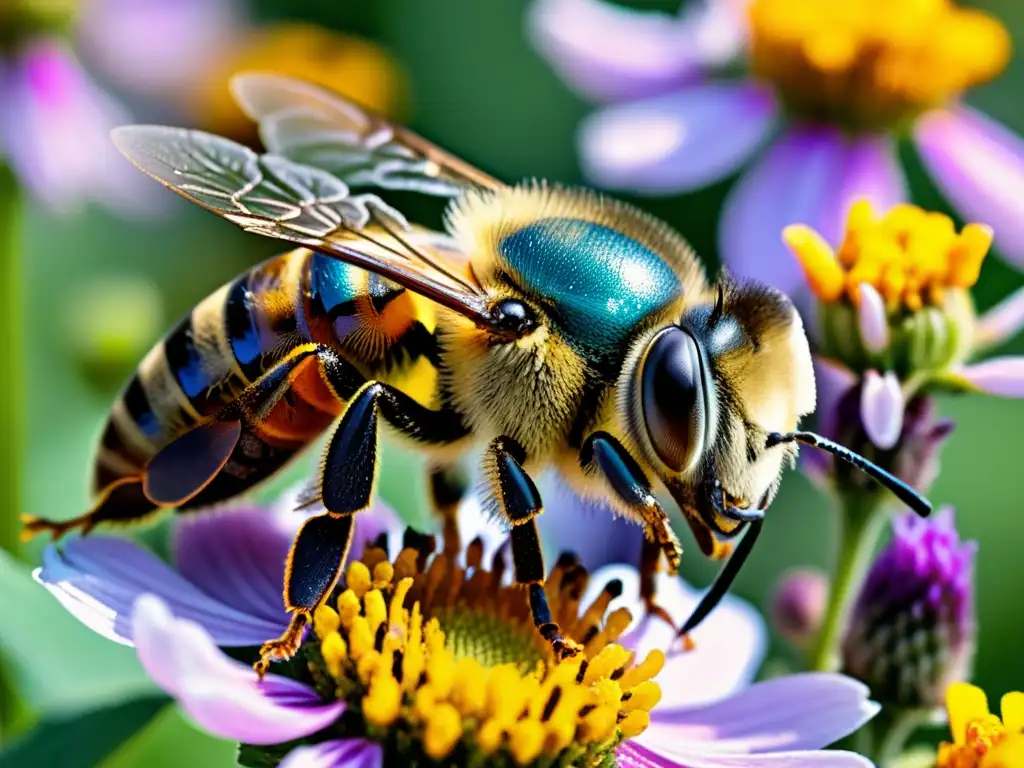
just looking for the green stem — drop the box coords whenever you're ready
[811,492,888,672]
[0,162,28,740]
[871,707,930,767]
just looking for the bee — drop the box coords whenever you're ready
[25,75,931,672]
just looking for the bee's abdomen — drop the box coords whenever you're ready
[92,249,318,494]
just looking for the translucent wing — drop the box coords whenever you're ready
[230,72,501,196]
[111,125,494,326]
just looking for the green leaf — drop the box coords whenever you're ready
[0,696,169,768]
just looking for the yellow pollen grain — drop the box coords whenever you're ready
[346,561,372,598]
[623,680,662,713]
[426,648,456,700]
[364,589,387,635]
[584,644,632,686]
[389,577,413,630]
[348,615,374,662]
[581,706,617,743]
[620,710,651,739]
[619,649,665,690]
[313,604,340,639]
[337,589,361,629]
[363,673,401,727]
[423,703,463,760]
[748,0,1011,129]
[452,658,487,717]
[320,632,347,678]
[476,719,505,755]
[791,201,993,310]
[373,561,395,587]
[509,720,546,766]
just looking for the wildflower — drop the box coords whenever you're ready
[842,508,976,711]
[37,494,877,766]
[1,0,237,213]
[938,683,1024,768]
[770,568,828,649]
[529,0,1024,292]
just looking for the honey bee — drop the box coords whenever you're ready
[25,75,930,672]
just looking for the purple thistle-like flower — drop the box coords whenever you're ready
[770,568,829,649]
[842,507,977,710]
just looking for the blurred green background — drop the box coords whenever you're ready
[1,0,1023,764]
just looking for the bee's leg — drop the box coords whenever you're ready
[580,431,681,627]
[21,477,156,541]
[486,436,581,660]
[258,379,470,673]
[428,463,469,555]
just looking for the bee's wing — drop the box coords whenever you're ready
[111,125,494,327]
[230,72,501,196]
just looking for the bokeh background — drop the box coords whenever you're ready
[1,0,1022,764]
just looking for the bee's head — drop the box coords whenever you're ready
[629,279,817,546]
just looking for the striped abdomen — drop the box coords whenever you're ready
[92,247,440,509]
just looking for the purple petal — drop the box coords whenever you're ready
[579,82,777,193]
[35,537,283,646]
[133,595,344,745]
[914,107,1024,270]
[173,496,403,626]
[721,127,905,296]
[976,286,1024,351]
[4,39,161,214]
[954,357,1024,397]
[639,673,878,754]
[614,570,766,709]
[856,284,889,354]
[76,0,242,99]
[537,480,644,570]
[528,0,704,103]
[860,370,904,450]
[618,740,874,767]
[280,739,383,768]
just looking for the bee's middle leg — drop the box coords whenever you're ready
[486,436,581,659]
[580,431,681,628]
[259,374,470,674]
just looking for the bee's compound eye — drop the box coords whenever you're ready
[641,327,710,473]
[491,298,535,337]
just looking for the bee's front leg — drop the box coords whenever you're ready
[579,431,681,629]
[485,436,581,660]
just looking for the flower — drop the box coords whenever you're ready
[529,0,1024,293]
[770,568,828,649]
[784,202,1024,486]
[37,493,878,766]
[1,0,239,213]
[842,508,976,711]
[937,683,1024,768]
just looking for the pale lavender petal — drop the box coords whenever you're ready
[976,286,1024,351]
[537,479,644,570]
[618,741,874,767]
[4,39,161,214]
[954,357,1024,397]
[452,495,509,568]
[173,497,403,625]
[608,569,766,709]
[860,370,904,450]
[280,739,383,768]
[528,0,702,103]
[76,0,242,99]
[34,537,281,646]
[721,127,905,296]
[914,106,1024,269]
[133,595,343,744]
[640,673,878,753]
[579,82,777,193]
[856,284,889,354]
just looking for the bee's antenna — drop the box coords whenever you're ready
[766,430,932,517]
[680,519,763,637]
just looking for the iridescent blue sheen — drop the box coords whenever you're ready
[498,218,680,357]
[310,254,363,315]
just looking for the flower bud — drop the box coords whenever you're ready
[841,508,976,710]
[769,568,828,649]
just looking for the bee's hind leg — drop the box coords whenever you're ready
[486,436,581,660]
[21,476,159,541]
[580,431,681,630]
[428,463,469,555]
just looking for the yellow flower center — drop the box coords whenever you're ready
[748,0,1011,130]
[784,200,993,312]
[309,546,662,766]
